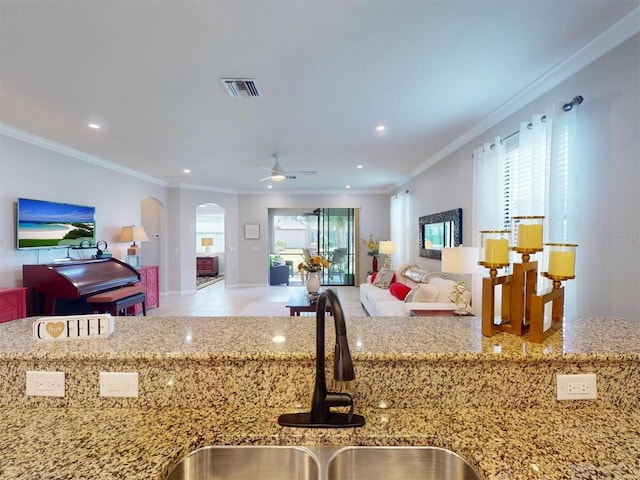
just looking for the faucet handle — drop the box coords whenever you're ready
[326,392,352,407]
[325,392,355,422]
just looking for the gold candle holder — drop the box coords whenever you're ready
[529,243,578,343]
[508,216,544,333]
[479,230,512,337]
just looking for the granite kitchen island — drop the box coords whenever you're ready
[0,314,638,479]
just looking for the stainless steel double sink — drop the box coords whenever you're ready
[166,445,482,480]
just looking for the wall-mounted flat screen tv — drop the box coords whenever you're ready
[17,198,96,250]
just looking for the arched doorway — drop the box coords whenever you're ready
[196,203,225,288]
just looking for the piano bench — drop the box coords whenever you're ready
[86,286,147,316]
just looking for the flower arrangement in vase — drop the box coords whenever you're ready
[361,233,379,272]
[298,255,329,293]
[298,254,329,273]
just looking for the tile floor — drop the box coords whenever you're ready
[147,278,364,317]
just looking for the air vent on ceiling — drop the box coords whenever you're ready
[220,78,261,98]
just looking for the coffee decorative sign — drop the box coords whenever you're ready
[33,314,114,341]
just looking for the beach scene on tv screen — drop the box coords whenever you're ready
[18,198,95,249]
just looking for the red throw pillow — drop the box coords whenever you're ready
[389,282,411,301]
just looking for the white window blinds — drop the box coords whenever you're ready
[473,107,578,315]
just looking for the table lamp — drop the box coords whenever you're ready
[201,237,213,255]
[441,246,481,315]
[378,240,396,270]
[119,225,149,267]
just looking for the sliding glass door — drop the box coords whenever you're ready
[269,207,356,286]
[316,208,355,286]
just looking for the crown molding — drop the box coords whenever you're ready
[403,7,640,185]
[169,181,240,194]
[238,187,388,195]
[1,124,388,195]
[170,181,386,195]
[0,123,169,187]
[3,7,638,196]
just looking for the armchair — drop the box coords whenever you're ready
[269,264,290,285]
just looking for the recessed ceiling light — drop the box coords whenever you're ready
[267,185,273,189]
[357,165,363,169]
[272,335,286,343]
[88,123,101,129]
[183,169,191,174]
[345,185,351,189]
[376,125,386,132]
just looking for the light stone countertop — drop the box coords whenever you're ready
[1,405,638,480]
[1,314,639,360]
[0,314,638,479]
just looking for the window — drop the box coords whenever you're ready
[473,108,578,315]
[474,113,574,237]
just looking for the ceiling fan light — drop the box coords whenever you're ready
[271,174,286,182]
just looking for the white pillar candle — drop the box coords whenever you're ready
[485,238,509,265]
[517,224,543,249]
[548,250,575,277]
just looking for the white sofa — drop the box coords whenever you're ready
[359,263,470,317]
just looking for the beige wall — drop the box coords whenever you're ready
[1,35,637,320]
[0,134,169,290]
[396,34,640,320]
[237,193,389,287]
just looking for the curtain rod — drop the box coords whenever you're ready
[477,94,584,154]
[563,95,583,112]
[503,115,547,143]
[490,116,547,149]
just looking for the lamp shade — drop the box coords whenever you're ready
[441,246,482,274]
[119,225,149,243]
[201,237,214,247]
[378,240,396,255]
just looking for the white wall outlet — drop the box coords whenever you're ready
[557,373,597,400]
[26,371,65,397]
[99,372,139,398]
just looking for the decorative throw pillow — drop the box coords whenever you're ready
[373,268,395,289]
[402,265,432,283]
[369,272,378,283]
[404,283,439,303]
[389,282,412,301]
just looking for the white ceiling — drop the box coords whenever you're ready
[1,1,638,193]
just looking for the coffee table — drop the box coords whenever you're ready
[286,289,332,316]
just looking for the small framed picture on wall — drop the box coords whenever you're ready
[244,223,260,239]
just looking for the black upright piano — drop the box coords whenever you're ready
[23,258,141,316]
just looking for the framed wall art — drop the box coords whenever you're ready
[244,223,260,240]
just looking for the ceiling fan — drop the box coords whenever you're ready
[258,154,317,182]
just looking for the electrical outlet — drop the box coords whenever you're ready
[557,373,597,400]
[99,372,139,398]
[26,371,65,397]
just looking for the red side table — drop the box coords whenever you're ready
[0,287,27,323]
[127,265,159,315]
